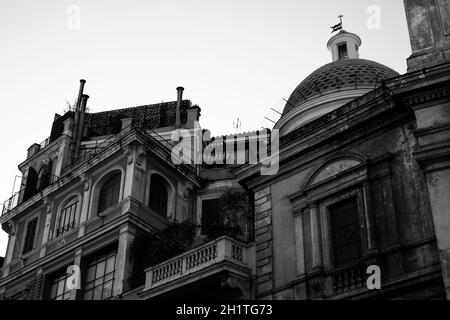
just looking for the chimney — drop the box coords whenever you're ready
[73,94,89,158]
[71,80,87,162]
[79,93,89,113]
[76,79,86,111]
[187,104,201,129]
[72,79,86,146]
[175,86,184,128]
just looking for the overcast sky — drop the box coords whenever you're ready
[0,0,410,256]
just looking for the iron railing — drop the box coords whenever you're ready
[1,174,59,217]
[62,123,134,173]
[62,122,175,173]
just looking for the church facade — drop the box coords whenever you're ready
[1,0,450,300]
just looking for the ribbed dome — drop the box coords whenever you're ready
[283,58,399,114]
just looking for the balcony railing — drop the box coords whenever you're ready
[62,121,175,173]
[1,174,59,217]
[144,236,251,291]
[1,190,23,217]
[331,261,367,295]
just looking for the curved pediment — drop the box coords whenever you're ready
[304,156,364,189]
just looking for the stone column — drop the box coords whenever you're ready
[293,209,306,277]
[310,203,323,271]
[113,225,136,297]
[362,182,377,251]
[293,208,307,300]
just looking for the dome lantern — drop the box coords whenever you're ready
[327,30,362,62]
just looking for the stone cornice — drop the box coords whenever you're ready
[385,62,450,104]
[233,87,407,190]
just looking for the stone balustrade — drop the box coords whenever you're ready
[144,236,251,291]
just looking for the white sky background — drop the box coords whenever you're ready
[0,0,410,256]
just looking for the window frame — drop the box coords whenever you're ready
[97,173,122,214]
[289,153,383,276]
[145,171,175,220]
[47,267,73,300]
[21,213,40,255]
[337,42,348,59]
[89,167,125,218]
[320,190,367,270]
[82,248,117,300]
[55,196,81,237]
[196,193,222,234]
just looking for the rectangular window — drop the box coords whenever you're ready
[338,43,348,59]
[48,268,72,300]
[329,197,362,267]
[22,217,38,254]
[83,249,117,300]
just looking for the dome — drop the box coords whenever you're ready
[275,30,401,136]
[283,58,399,115]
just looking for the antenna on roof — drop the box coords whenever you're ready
[262,98,284,128]
[233,117,242,130]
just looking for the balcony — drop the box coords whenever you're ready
[321,257,379,298]
[1,174,59,217]
[141,236,255,299]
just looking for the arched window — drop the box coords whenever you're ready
[57,197,79,237]
[98,173,121,214]
[37,160,53,192]
[148,174,169,217]
[37,165,49,192]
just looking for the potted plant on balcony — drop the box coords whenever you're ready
[202,189,251,243]
[129,220,198,288]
